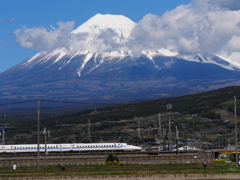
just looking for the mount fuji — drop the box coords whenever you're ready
[1,14,240,103]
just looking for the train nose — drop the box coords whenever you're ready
[134,146,142,150]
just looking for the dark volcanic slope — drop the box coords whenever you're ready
[0,54,240,103]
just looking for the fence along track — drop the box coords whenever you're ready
[0,151,214,167]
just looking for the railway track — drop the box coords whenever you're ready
[0,152,214,168]
[0,168,224,175]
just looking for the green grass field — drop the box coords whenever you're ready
[0,162,239,179]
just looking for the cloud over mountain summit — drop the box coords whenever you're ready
[14,0,240,63]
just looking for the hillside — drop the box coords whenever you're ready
[2,86,240,149]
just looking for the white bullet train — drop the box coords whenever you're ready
[0,143,142,153]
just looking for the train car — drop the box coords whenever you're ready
[149,146,160,155]
[1,143,141,153]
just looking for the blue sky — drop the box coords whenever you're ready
[0,0,190,73]
[1,0,240,73]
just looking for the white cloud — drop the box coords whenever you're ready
[128,1,240,62]
[14,21,125,54]
[14,21,74,51]
[14,0,240,64]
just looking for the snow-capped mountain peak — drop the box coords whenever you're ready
[72,13,136,39]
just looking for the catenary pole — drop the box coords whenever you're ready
[37,100,40,171]
[234,96,238,167]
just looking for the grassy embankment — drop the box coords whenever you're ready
[0,162,239,178]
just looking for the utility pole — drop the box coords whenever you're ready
[138,120,141,139]
[163,128,166,151]
[158,113,162,139]
[88,119,91,142]
[43,127,48,156]
[176,126,179,155]
[48,130,51,143]
[234,96,238,167]
[167,104,172,151]
[37,99,40,171]
[1,129,5,145]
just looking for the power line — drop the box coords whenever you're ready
[40,99,121,106]
[0,99,123,106]
[0,100,36,106]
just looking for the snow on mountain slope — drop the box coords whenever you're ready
[178,54,240,71]
[13,13,240,75]
[72,13,136,40]
[2,14,240,103]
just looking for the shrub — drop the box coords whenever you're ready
[113,160,117,165]
[106,154,119,163]
[119,162,124,166]
[214,159,226,163]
